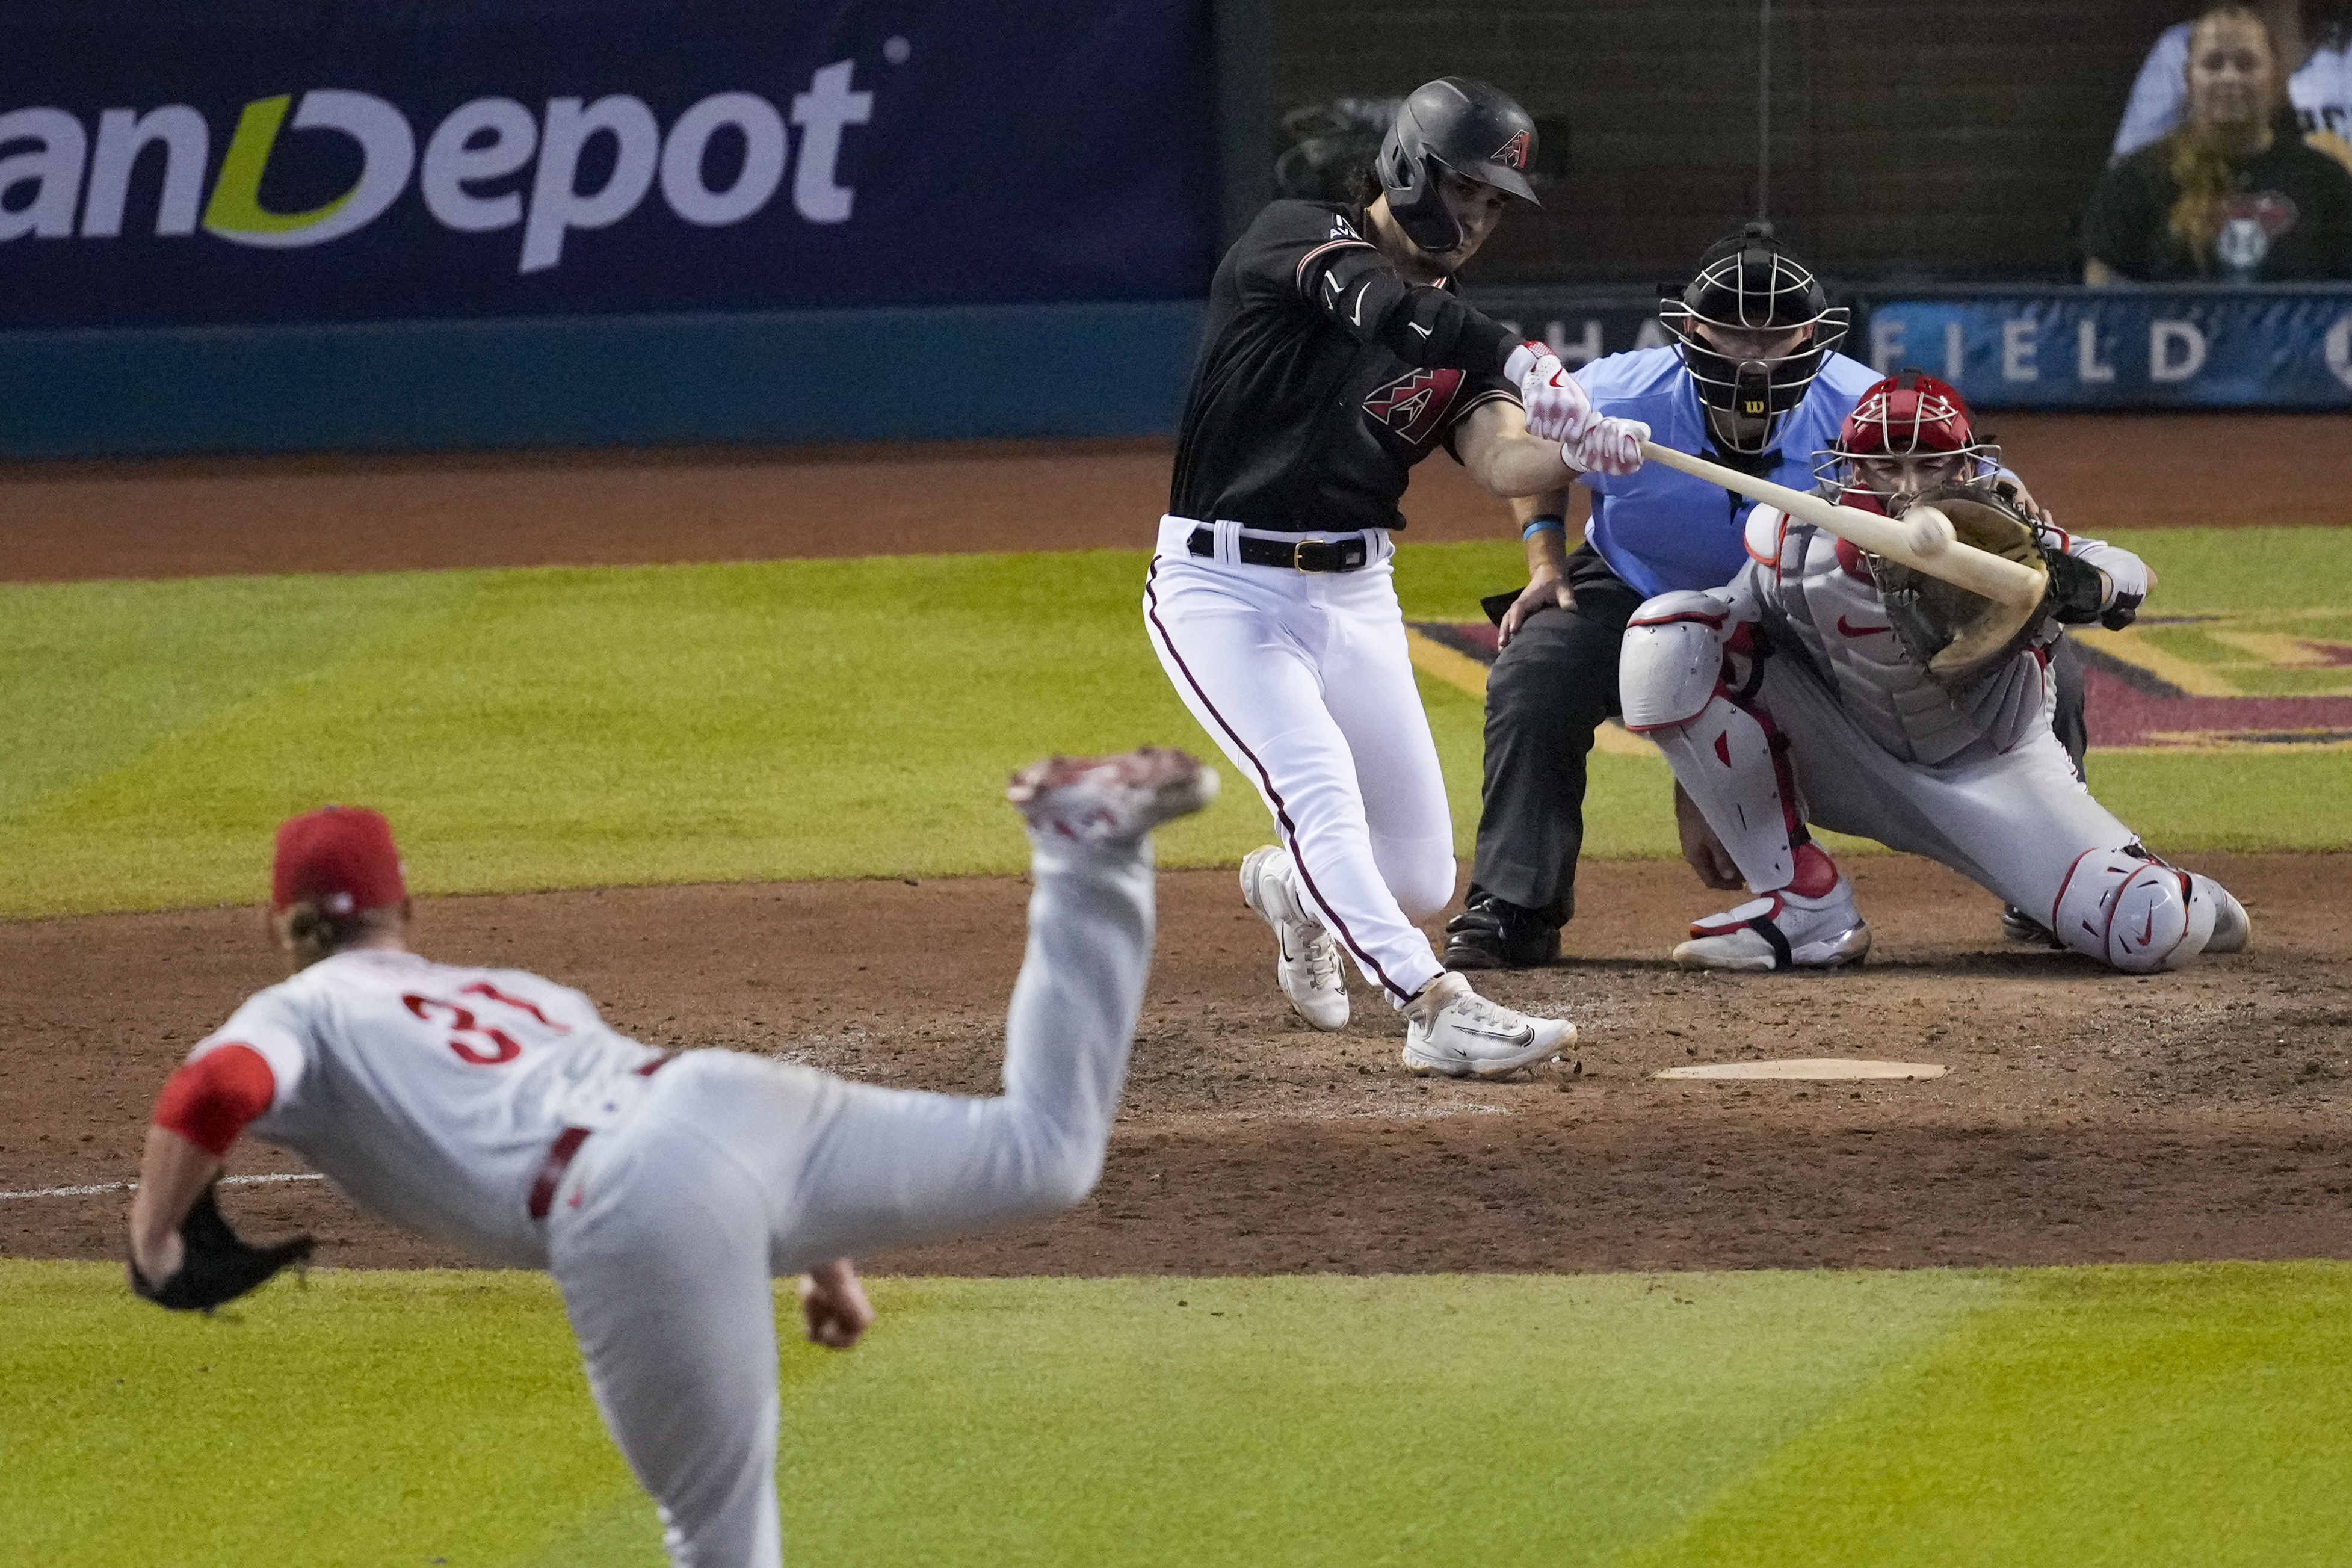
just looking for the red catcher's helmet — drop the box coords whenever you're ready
[1814,369,1999,507]
[1839,370,1983,458]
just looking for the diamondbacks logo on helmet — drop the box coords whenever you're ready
[1363,367,1465,446]
[1375,76,1541,253]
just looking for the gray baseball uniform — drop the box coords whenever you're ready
[1620,502,2242,970]
[181,832,1156,1568]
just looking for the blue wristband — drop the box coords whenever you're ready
[1521,515,1566,540]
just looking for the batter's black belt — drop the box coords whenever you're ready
[528,1053,671,1220]
[1188,526,1372,573]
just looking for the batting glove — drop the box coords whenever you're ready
[1564,417,1650,477]
[1505,340,1599,445]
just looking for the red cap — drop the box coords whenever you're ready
[271,806,406,915]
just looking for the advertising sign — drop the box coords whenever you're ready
[0,1,1215,327]
[1862,289,2352,409]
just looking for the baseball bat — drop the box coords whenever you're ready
[1634,440,2046,611]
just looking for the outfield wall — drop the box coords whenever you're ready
[0,301,1205,458]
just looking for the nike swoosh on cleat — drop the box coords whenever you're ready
[2140,909,2155,945]
[1458,1024,1536,1046]
[1836,616,1891,638]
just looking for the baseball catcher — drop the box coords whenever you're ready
[1617,371,2249,973]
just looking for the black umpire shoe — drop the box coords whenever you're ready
[1443,894,1562,970]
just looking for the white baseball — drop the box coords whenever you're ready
[1904,505,1955,557]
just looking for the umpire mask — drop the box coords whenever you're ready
[1661,224,1849,454]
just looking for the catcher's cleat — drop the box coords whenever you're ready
[2192,875,2251,955]
[1442,894,1561,971]
[1674,880,1871,972]
[1239,845,1348,1031]
[1999,903,2066,949]
[1400,972,1573,1079]
[1006,748,1218,845]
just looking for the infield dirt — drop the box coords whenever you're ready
[4,416,2347,1276]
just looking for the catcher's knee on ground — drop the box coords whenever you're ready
[2050,850,2249,972]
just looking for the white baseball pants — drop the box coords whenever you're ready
[543,835,1156,1568]
[1143,515,1454,1005]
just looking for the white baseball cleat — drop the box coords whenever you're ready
[2191,875,2251,955]
[1006,748,1218,844]
[1239,844,1348,1031]
[1400,972,1574,1079]
[1674,880,1871,972]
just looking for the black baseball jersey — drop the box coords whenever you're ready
[1168,199,1523,534]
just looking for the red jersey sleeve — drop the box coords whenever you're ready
[152,1043,277,1156]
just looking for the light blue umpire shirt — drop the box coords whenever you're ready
[1573,346,1881,599]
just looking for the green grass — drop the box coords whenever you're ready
[7,1260,2348,1566]
[0,528,2342,918]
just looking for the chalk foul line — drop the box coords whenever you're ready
[0,1172,324,1202]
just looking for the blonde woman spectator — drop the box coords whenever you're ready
[2113,1,2352,171]
[2082,5,2352,280]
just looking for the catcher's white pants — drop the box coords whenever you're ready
[1756,653,2140,922]
[543,836,1155,1568]
[1143,515,1454,1005]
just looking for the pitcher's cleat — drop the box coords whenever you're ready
[1007,748,1218,844]
[1400,972,1574,1079]
[1674,880,1871,972]
[1239,845,1348,1031]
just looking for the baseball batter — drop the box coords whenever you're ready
[1143,75,1646,1078]
[1616,374,2250,973]
[126,749,1216,1568]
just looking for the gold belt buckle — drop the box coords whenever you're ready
[1293,538,1325,573]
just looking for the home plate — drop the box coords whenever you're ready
[1654,1058,1948,1081]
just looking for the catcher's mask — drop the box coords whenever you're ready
[1375,76,1542,254]
[1660,223,1848,454]
[1815,369,2000,512]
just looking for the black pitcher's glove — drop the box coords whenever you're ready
[129,1181,313,1312]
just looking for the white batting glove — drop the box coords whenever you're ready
[1563,417,1650,477]
[1505,339,1599,445]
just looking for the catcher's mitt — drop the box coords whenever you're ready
[1868,481,2057,686]
[129,1181,313,1312]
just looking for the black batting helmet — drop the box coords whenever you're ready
[1375,78,1541,253]
[1659,223,1849,452]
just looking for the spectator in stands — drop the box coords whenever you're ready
[2112,1,2352,173]
[2082,5,2352,281]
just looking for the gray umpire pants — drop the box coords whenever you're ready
[544,834,1156,1568]
[1466,545,2093,922]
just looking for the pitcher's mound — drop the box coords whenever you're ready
[1655,1058,1948,1082]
